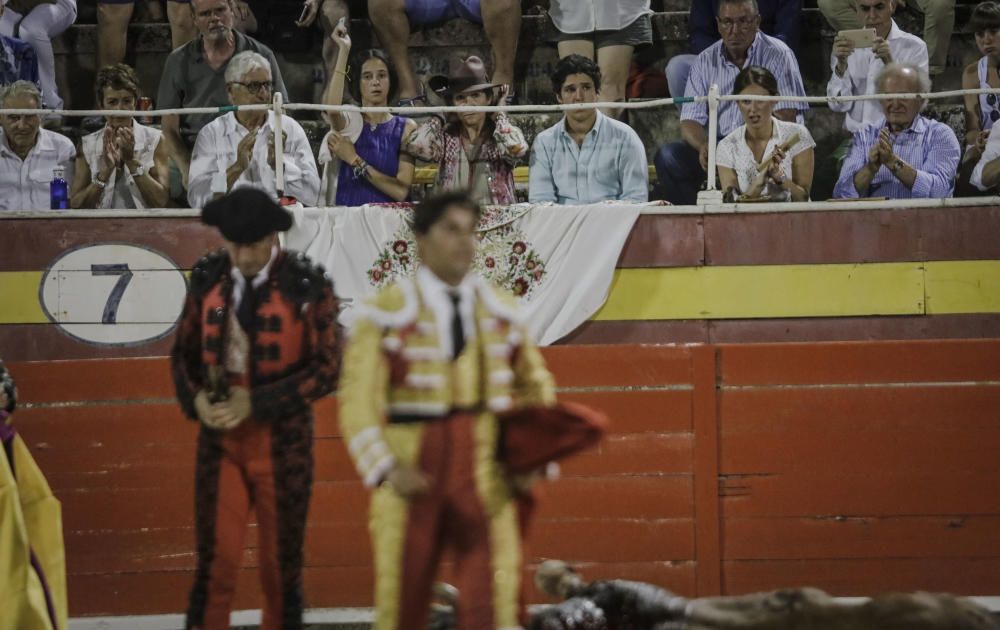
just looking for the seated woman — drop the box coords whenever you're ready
[71,64,169,209]
[958,1,1000,194]
[404,56,527,206]
[716,66,815,202]
[320,23,416,206]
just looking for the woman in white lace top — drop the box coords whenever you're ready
[716,66,815,202]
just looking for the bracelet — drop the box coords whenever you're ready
[93,175,108,189]
[129,164,147,178]
[352,158,371,180]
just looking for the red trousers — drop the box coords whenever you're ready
[371,413,522,630]
[187,419,306,630]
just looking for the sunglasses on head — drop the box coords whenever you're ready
[987,93,1000,122]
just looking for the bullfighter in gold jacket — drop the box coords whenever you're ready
[338,191,556,630]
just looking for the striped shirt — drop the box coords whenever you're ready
[680,31,808,138]
[833,115,960,199]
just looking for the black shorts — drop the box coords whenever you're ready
[552,13,653,48]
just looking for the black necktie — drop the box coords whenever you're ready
[448,291,465,360]
[237,281,256,333]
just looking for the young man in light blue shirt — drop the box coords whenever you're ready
[528,54,649,205]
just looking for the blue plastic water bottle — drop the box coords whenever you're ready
[50,167,68,210]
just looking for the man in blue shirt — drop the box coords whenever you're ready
[0,0,39,90]
[666,0,802,99]
[833,63,959,199]
[653,0,808,205]
[529,54,648,205]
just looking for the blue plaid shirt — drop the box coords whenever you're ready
[0,35,39,90]
[833,115,960,199]
[680,31,808,138]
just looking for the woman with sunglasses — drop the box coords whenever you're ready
[321,19,417,206]
[959,1,1000,194]
[716,66,815,202]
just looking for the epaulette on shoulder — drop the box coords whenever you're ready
[475,277,524,326]
[354,278,418,330]
[277,250,331,304]
[189,249,230,298]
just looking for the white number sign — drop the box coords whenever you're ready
[40,243,188,346]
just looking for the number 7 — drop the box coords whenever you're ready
[91,263,134,325]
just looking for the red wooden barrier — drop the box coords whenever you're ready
[8,340,1000,617]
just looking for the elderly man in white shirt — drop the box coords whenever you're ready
[0,80,75,211]
[188,51,320,209]
[827,0,928,133]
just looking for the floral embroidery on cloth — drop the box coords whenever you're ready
[367,207,546,297]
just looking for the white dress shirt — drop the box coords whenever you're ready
[0,128,76,211]
[716,118,815,200]
[415,266,477,360]
[549,0,652,33]
[826,20,928,133]
[188,111,320,209]
[81,121,162,209]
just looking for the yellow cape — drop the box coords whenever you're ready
[0,428,68,630]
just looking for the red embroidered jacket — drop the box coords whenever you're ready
[171,249,343,423]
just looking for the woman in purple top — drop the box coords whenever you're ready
[324,27,416,206]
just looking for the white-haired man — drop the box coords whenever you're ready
[0,80,75,210]
[188,51,319,208]
[833,63,959,199]
[157,0,287,187]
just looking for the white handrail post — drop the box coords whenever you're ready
[273,91,285,198]
[706,84,719,190]
[697,84,724,206]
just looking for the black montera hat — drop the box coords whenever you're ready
[201,187,293,244]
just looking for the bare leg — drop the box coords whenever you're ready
[319,0,349,79]
[480,0,519,88]
[166,0,196,50]
[596,44,634,119]
[368,0,420,100]
[97,2,133,69]
[557,39,595,60]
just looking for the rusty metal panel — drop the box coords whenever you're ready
[0,218,219,272]
[617,214,705,268]
[703,206,1000,266]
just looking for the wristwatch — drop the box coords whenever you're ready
[129,164,147,178]
[93,175,108,189]
[890,159,904,175]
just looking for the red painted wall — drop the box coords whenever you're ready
[9,340,1000,617]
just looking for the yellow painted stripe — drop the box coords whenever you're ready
[593,263,927,320]
[2,262,999,325]
[925,260,1000,314]
[0,271,47,324]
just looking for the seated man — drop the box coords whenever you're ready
[827,0,927,134]
[157,0,288,189]
[0,81,75,211]
[654,0,808,205]
[367,0,520,104]
[665,0,803,99]
[819,0,953,77]
[833,63,959,199]
[187,51,319,208]
[528,54,648,205]
[0,0,39,89]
